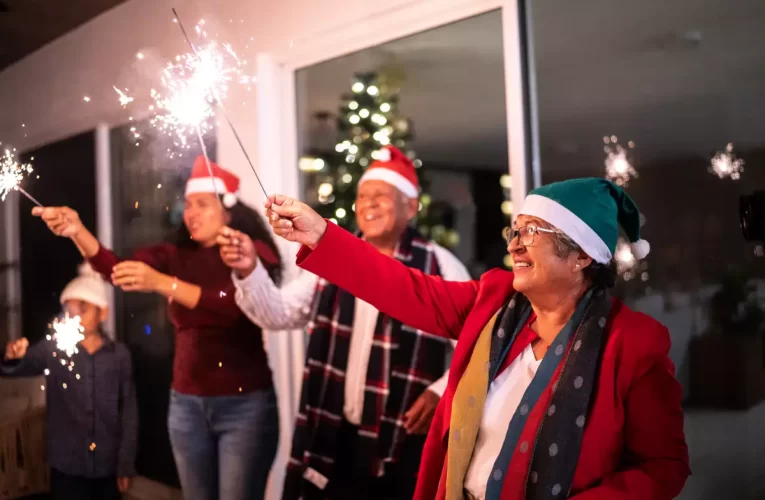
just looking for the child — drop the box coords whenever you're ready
[1,263,137,500]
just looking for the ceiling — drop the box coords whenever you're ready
[0,0,128,71]
[300,0,765,172]
[2,0,764,174]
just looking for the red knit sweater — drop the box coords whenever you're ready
[90,243,272,396]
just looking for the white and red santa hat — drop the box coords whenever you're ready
[358,146,419,199]
[185,155,240,208]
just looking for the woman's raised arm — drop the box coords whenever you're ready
[265,195,479,339]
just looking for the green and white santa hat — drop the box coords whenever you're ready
[518,178,649,264]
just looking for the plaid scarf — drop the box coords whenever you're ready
[284,227,448,499]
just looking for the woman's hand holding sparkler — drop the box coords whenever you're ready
[217,227,258,278]
[4,337,29,360]
[32,206,84,237]
[32,206,102,258]
[264,195,327,249]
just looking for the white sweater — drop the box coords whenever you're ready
[232,243,471,424]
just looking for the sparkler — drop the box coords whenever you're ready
[614,237,649,283]
[603,136,637,187]
[171,8,268,198]
[113,86,134,107]
[51,314,85,358]
[709,143,744,180]
[1,148,42,206]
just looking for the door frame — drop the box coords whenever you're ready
[252,1,538,497]
[260,0,538,210]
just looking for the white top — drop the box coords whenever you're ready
[233,242,470,424]
[463,344,542,500]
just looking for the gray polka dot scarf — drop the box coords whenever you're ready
[485,287,612,499]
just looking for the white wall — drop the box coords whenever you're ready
[0,0,414,154]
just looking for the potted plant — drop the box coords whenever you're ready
[689,269,765,410]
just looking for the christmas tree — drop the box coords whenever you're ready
[299,72,459,248]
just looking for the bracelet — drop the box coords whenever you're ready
[168,277,178,304]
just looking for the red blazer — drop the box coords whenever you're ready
[297,223,690,499]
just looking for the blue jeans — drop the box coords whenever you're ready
[168,388,279,500]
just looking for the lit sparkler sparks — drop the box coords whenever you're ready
[603,136,637,187]
[113,86,134,107]
[51,314,85,358]
[147,26,247,149]
[614,237,649,282]
[709,143,744,180]
[1,147,42,206]
[170,8,268,197]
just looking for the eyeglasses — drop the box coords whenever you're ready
[506,225,559,246]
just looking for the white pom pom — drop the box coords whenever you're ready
[77,262,101,278]
[630,239,650,260]
[223,193,238,208]
[377,148,391,162]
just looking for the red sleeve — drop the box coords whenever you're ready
[88,243,176,280]
[297,221,480,340]
[570,327,690,500]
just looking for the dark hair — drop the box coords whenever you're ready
[551,229,617,289]
[175,197,283,286]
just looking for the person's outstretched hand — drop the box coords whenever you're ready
[4,338,29,360]
[31,206,83,238]
[264,195,328,249]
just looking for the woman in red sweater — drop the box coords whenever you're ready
[33,156,282,500]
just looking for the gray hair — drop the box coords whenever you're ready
[548,225,617,288]
[550,226,581,258]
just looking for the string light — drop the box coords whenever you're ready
[298,157,325,172]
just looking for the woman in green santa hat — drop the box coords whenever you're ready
[256,178,690,500]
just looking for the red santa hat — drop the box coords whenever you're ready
[185,156,240,208]
[358,145,419,199]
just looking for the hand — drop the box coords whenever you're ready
[117,477,132,493]
[264,195,328,249]
[404,390,440,434]
[111,261,163,293]
[4,338,29,360]
[31,206,83,238]
[217,226,258,278]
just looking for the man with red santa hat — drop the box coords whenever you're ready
[218,145,471,500]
